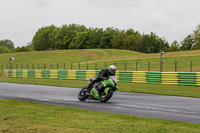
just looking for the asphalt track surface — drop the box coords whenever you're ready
[0,82,200,124]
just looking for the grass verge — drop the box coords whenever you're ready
[1,49,200,71]
[0,77,200,98]
[0,99,200,133]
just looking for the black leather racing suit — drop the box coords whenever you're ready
[86,69,115,91]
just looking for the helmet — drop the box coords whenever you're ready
[108,65,117,75]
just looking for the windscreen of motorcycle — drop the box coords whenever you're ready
[110,76,117,85]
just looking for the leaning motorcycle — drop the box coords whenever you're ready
[78,76,118,103]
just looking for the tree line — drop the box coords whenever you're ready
[31,23,200,53]
[31,24,169,53]
[1,23,200,54]
[0,39,33,54]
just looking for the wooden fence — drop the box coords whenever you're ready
[1,61,200,74]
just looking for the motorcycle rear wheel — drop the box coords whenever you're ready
[78,87,88,101]
[99,90,114,103]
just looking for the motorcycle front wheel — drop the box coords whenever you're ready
[78,87,88,101]
[99,90,114,103]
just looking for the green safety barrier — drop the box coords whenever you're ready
[3,69,200,86]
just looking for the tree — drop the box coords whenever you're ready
[123,33,142,51]
[0,46,11,54]
[159,38,170,52]
[69,30,90,49]
[112,31,126,49]
[87,28,103,48]
[53,25,69,49]
[15,46,34,52]
[0,39,14,49]
[99,28,118,48]
[54,24,87,49]
[125,29,135,36]
[139,32,164,53]
[30,23,175,53]
[180,34,195,51]
[166,40,180,52]
[193,24,200,49]
[32,25,57,51]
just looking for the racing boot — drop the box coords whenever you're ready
[86,82,93,92]
[86,78,97,93]
[94,83,106,94]
[94,86,101,93]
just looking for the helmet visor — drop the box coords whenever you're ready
[111,69,116,74]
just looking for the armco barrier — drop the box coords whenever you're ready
[4,69,200,86]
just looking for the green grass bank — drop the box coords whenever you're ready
[1,49,200,72]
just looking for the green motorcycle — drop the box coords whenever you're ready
[78,76,118,103]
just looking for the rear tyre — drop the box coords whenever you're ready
[99,90,114,103]
[78,87,88,101]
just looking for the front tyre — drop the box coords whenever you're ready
[99,90,114,103]
[78,87,88,101]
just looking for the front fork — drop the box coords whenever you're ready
[104,88,110,93]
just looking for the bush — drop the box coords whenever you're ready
[15,46,34,52]
[0,46,11,54]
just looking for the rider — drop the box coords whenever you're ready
[86,65,117,92]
